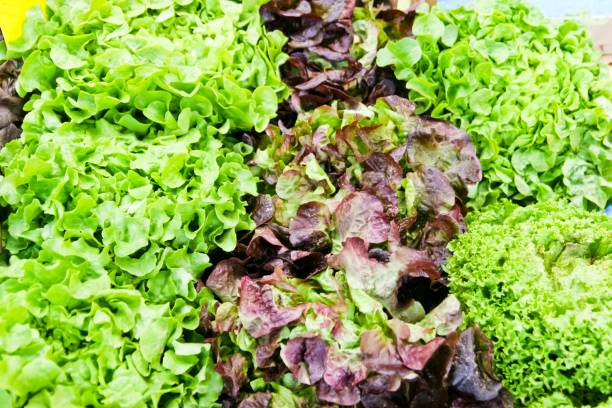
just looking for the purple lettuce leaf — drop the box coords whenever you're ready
[360,328,411,377]
[417,205,466,266]
[256,333,282,369]
[318,380,361,406]
[238,276,305,338]
[449,327,503,401]
[214,302,241,334]
[406,118,482,198]
[236,392,272,408]
[252,195,275,227]
[329,236,442,319]
[0,57,23,148]
[216,354,248,398]
[334,191,391,244]
[289,201,332,251]
[280,336,328,385]
[409,166,457,215]
[206,258,247,302]
[361,152,404,216]
[322,344,368,391]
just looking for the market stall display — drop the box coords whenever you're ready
[0,0,610,407]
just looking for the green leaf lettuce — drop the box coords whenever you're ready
[377,0,612,209]
[0,0,289,406]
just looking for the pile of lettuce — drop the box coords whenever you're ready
[377,0,612,209]
[0,33,22,148]
[3,0,609,406]
[260,0,428,118]
[201,96,512,406]
[0,0,289,406]
[445,201,611,407]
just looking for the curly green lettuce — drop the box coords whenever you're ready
[0,0,289,406]
[445,201,612,407]
[377,0,612,210]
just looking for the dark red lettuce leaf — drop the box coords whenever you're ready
[318,380,361,406]
[358,66,403,106]
[260,0,421,115]
[417,205,465,266]
[289,201,332,251]
[252,195,275,226]
[409,166,457,215]
[360,329,410,376]
[246,225,291,262]
[329,236,442,318]
[0,56,23,148]
[406,118,482,198]
[206,258,247,302]
[262,0,360,112]
[334,191,391,244]
[237,393,272,408]
[322,344,368,390]
[360,373,402,394]
[280,336,328,385]
[397,337,446,371]
[256,334,282,369]
[362,152,404,216]
[238,276,305,338]
[216,354,248,398]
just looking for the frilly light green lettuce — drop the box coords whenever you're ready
[445,201,612,407]
[0,0,289,406]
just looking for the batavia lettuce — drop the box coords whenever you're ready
[201,97,512,406]
[0,0,289,406]
[445,201,612,407]
[377,0,612,210]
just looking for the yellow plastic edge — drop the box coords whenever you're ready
[0,0,46,44]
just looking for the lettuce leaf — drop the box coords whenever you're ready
[259,0,422,121]
[0,36,22,148]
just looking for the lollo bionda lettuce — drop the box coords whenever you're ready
[445,201,612,407]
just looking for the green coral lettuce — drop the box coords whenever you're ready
[0,0,289,406]
[445,201,612,407]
